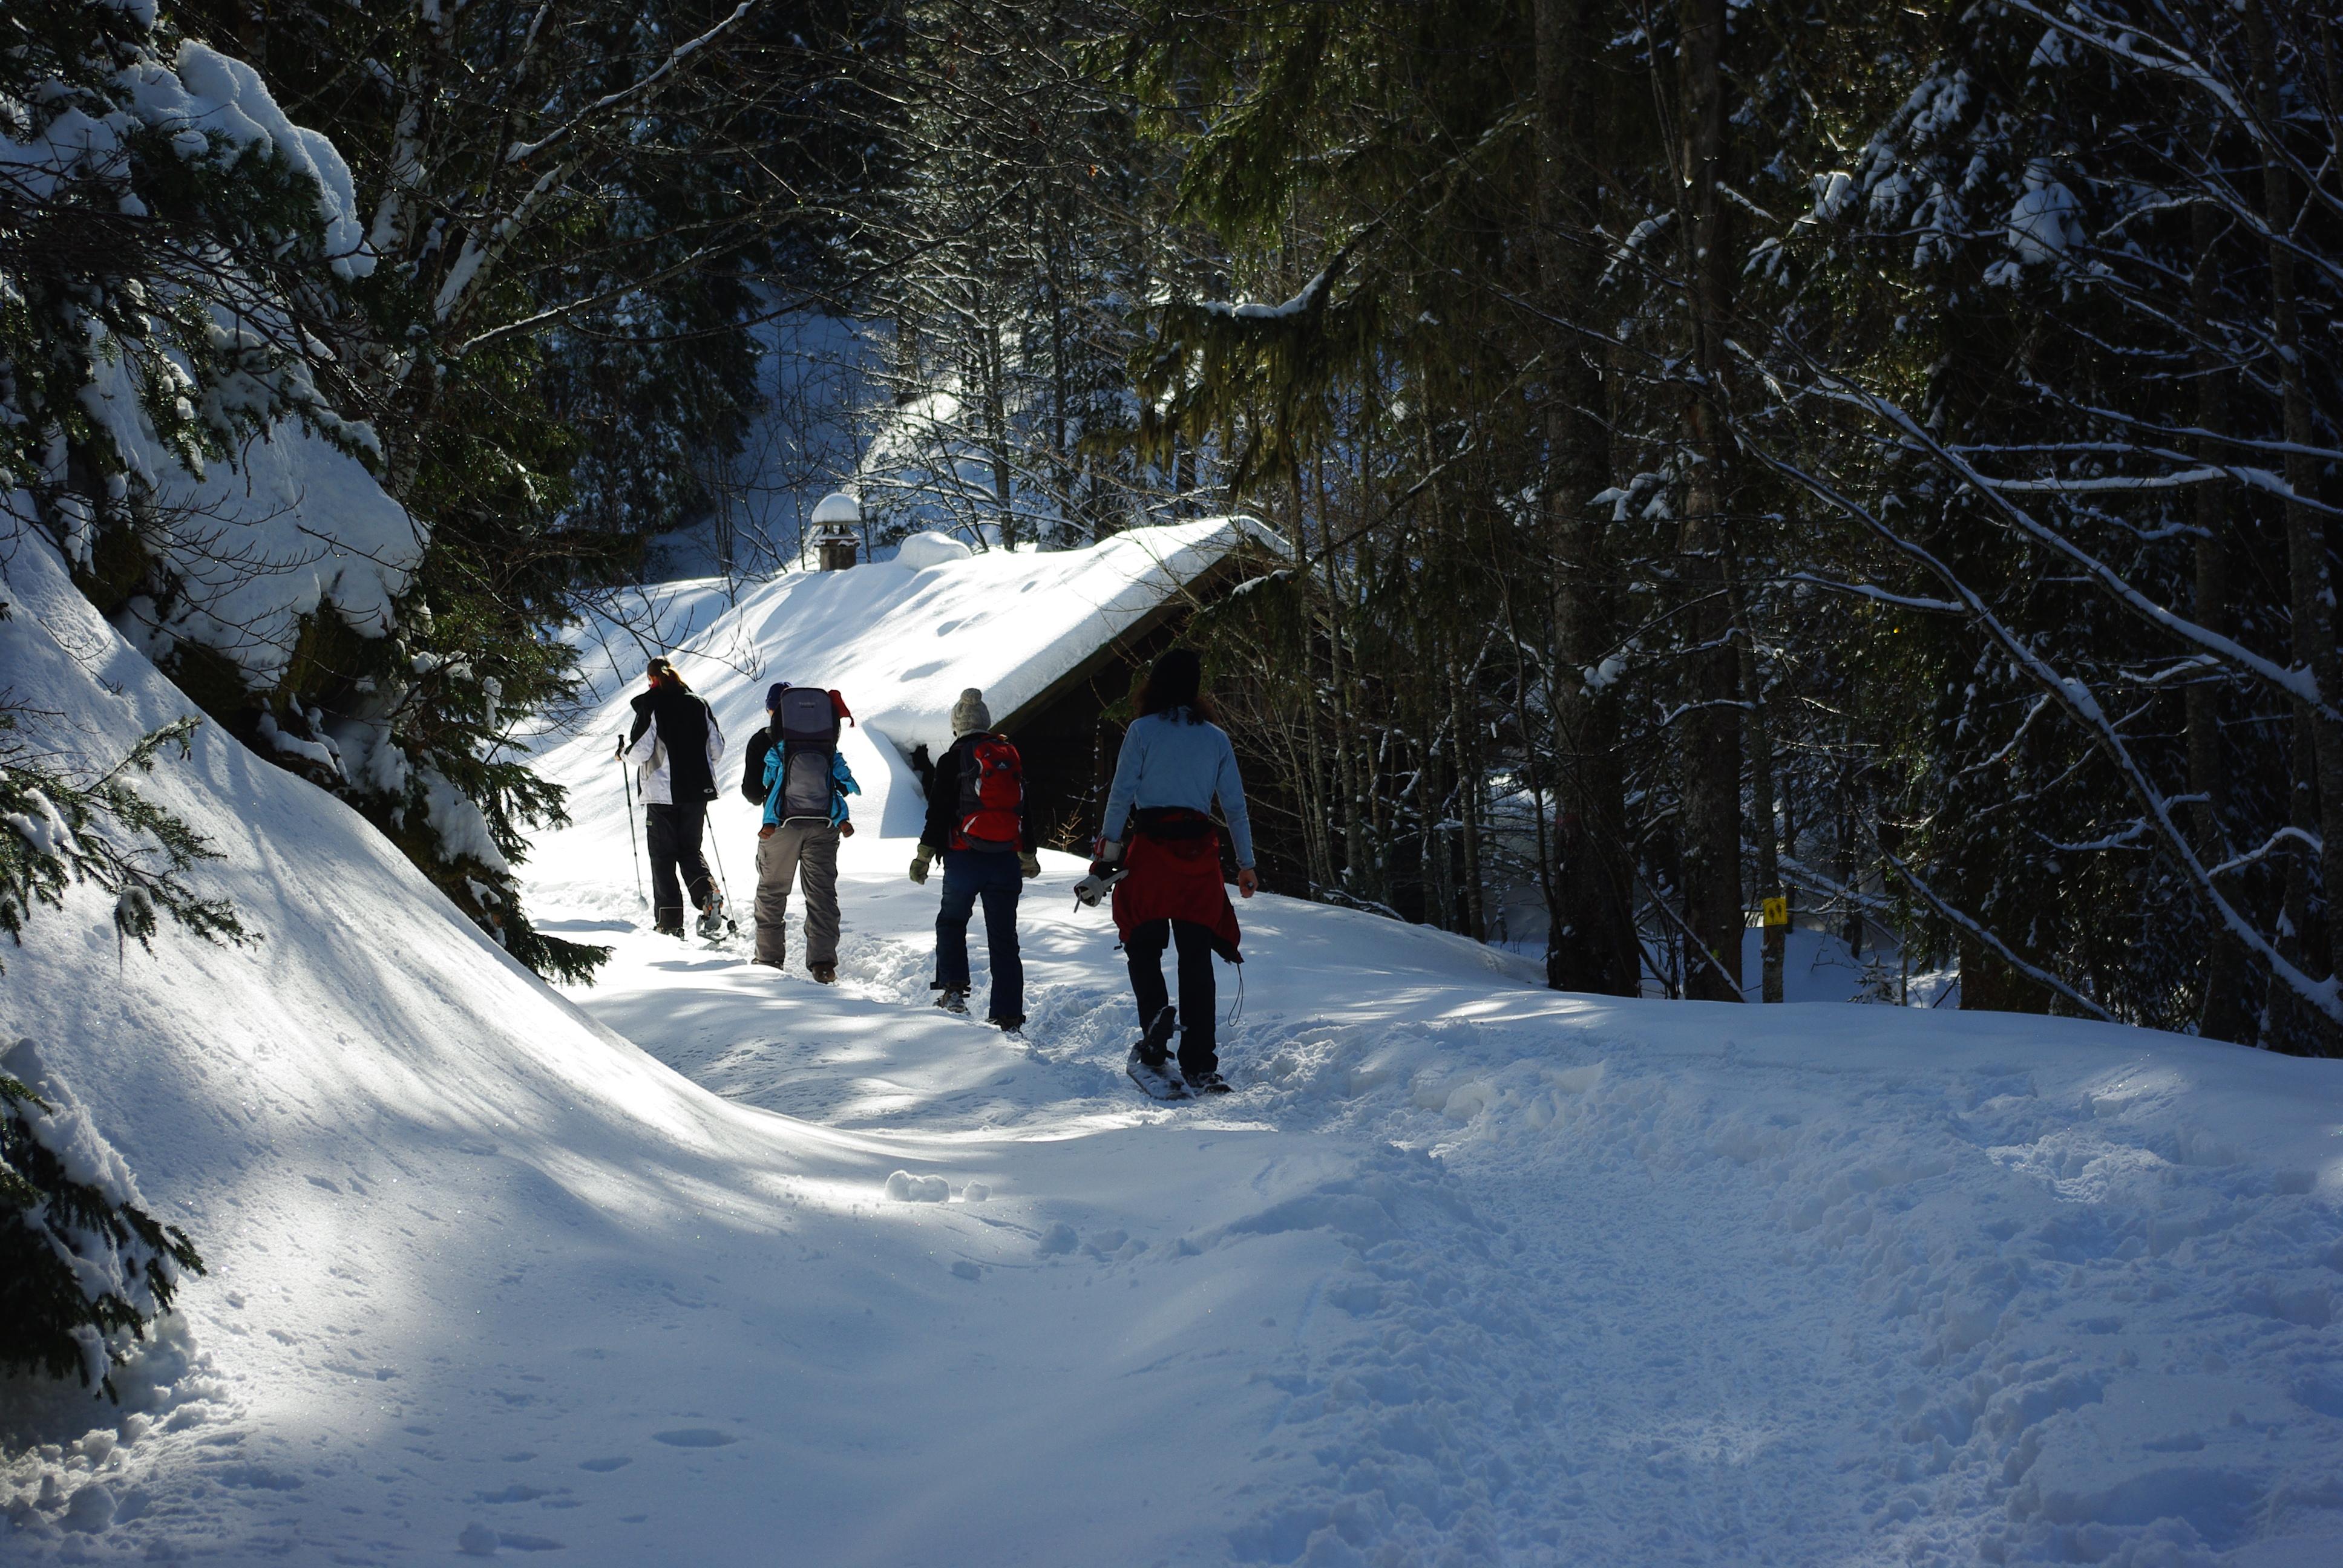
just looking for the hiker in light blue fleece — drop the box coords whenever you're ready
[1093,648,1259,1094]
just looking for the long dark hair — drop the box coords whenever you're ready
[1136,647,1214,725]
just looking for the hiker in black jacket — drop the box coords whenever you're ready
[911,689,1038,1032]
[619,656,724,937]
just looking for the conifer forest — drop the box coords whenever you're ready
[9,0,2343,1052]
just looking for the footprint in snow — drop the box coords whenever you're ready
[651,1428,739,1448]
[460,1523,566,1555]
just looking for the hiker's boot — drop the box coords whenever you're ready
[936,986,970,1014]
[808,961,837,985]
[1134,1006,1176,1069]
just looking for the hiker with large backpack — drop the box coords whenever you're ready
[619,656,726,938]
[911,689,1039,1033]
[1075,648,1257,1096]
[741,682,859,982]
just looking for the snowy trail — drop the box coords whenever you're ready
[541,871,1847,1563]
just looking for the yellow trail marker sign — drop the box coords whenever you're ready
[1760,897,1789,930]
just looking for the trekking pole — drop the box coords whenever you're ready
[706,822,739,935]
[617,732,646,907]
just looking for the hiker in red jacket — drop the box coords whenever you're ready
[1087,648,1256,1094]
[911,689,1037,1034]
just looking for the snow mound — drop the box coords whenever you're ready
[883,1170,950,1202]
[892,529,974,570]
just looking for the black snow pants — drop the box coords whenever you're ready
[644,800,713,932]
[1127,918,1217,1076]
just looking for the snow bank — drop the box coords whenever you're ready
[0,529,894,1558]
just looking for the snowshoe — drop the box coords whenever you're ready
[1185,1068,1231,1095]
[695,889,728,941]
[1127,1047,1188,1101]
[936,987,970,1014]
[654,921,686,939]
[992,1018,1025,1041]
[1135,1005,1176,1067]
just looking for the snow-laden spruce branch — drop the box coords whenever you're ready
[2003,0,2342,226]
[1741,433,2343,1027]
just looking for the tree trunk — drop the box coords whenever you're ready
[1732,558,1784,1001]
[2250,0,2343,1050]
[1291,467,1334,891]
[2186,195,2253,1044]
[1674,0,1742,1001]
[1534,0,1640,995]
[1452,644,1487,940]
[983,319,1016,549]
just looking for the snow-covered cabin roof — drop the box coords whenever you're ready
[679,513,1265,759]
[693,516,1277,762]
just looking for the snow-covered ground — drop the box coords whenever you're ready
[8,528,2343,1566]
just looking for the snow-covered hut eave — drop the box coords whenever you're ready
[978,514,1280,743]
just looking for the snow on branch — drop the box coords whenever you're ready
[1195,269,1331,321]
[2207,826,2324,881]
[1804,372,2331,718]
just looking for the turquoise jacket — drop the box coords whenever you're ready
[763,746,860,830]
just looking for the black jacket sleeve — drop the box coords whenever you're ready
[739,725,773,806]
[920,737,962,850]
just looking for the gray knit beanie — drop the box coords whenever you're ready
[950,688,991,737]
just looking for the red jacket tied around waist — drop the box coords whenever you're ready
[1111,808,1242,963]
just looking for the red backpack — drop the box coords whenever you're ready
[954,734,1024,849]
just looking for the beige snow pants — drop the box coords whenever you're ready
[755,820,841,967]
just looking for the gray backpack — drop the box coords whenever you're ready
[773,686,848,823]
